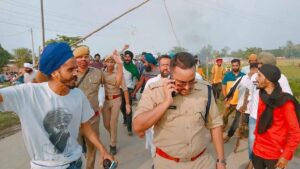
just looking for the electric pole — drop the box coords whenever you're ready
[30,28,35,66]
[40,0,45,49]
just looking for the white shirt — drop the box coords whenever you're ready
[234,75,252,113]
[0,83,94,169]
[248,73,293,119]
[24,69,37,83]
[123,66,136,89]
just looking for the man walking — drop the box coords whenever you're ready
[222,59,245,127]
[121,50,140,135]
[133,52,226,169]
[252,64,300,169]
[0,42,113,169]
[211,58,225,99]
[73,45,104,169]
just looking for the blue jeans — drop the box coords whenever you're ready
[248,116,256,160]
[67,158,82,169]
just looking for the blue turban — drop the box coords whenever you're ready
[144,53,157,65]
[39,42,73,76]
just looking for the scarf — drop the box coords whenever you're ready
[123,61,140,80]
[258,84,300,134]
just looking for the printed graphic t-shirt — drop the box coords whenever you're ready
[0,82,94,169]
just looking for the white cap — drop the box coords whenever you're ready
[24,63,33,69]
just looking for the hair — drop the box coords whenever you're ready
[231,58,241,65]
[171,52,195,69]
[124,50,134,59]
[94,53,100,58]
[158,54,171,62]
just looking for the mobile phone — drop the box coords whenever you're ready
[109,161,118,169]
[103,159,118,169]
[168,74,177,97]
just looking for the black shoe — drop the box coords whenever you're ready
[110,145,117,155]
[128,131,133,136]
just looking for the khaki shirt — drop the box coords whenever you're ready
[76,67,103,111]
[134,79,223,159]
[103,71,127,96]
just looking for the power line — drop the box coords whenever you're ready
[163,0,181,47]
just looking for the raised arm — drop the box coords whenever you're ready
[112,50,123,87]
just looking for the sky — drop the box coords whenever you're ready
[1,0,300,57]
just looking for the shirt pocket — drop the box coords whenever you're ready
[192,98,208,126]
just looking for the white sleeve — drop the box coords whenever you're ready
[0,85,24,114]
[279,74,293,95]
[80,91,94,123]
[98,85,105,107]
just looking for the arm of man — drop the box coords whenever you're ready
[206,86,226,169]
[131,75,145,97]
[123,90,131,114]
[133,79,174,138]
[81,122,114,162]
[112,50,123,87]
[211,126,226,169]
[276,100,300,168]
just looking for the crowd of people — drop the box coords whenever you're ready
[0,42,299,169]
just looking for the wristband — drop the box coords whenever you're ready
[216,159,226,165]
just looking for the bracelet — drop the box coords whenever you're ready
[216,159,226,165]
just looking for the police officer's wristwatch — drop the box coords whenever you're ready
[216,159,226,165]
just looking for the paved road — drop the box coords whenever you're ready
[1,116,299,169]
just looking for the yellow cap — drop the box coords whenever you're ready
[73,46,90,58]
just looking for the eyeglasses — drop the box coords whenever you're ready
[174,78,196,88]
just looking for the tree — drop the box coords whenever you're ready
[169,46,188,54]
[244,47,262,59]
[13,48,32,68]
[220,46,230,57]
[0,44,12,69]
[45,35,82,47]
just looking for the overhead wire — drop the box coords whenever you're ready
[162,0,181,47]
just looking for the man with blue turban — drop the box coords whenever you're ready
[131,52,160,97]
[0,42,113,169]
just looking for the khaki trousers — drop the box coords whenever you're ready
[103,97,122,146]
[79,115,100,169]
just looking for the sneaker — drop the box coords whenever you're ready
[110,145,117,155]
[128,131,133,136]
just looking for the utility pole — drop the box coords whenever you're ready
[30,28,35,66]
[40,0,45,49]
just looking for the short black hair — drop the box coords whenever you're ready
[158,54,171,62]
[124,50,134,59]
[171,52,195,69]
[231,58,241,64]
[94,53,100,58]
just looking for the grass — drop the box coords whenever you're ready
[0,112,20,131]
[0,82,21,134]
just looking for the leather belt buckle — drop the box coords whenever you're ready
[179,157,190,162]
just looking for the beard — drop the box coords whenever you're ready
[232,68,239,73]
[250,63,258,68]
[161,71,170,78]
[145,65,152,72]
[60,75,77,89]
[25,69,33,73]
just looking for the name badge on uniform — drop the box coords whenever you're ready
[168,105,177,110]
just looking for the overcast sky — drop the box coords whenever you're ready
[1,0,300,56]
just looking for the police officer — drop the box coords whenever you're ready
[133,52,226,169]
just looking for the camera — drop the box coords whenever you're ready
[103,159,118,169]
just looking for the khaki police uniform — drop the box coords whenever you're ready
[77,67,103,169]
[103,70,128,146]
[134,79,223,169]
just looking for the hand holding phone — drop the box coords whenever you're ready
[103,159,118,169]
